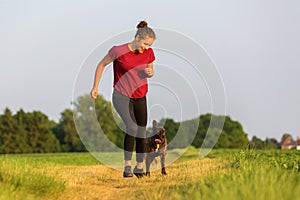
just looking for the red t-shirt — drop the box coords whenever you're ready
[108,43,155,98]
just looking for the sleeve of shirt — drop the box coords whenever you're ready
[148,48,155,63]
[108,46,118,60]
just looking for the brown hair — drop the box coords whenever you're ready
[135,21,156,39]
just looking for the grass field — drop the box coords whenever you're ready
[0,147,299,200]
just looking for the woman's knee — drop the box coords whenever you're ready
[126,124,138,136]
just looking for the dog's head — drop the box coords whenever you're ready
[151,120,167,147]
[146,120,167,152]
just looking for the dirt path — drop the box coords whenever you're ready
[47,158,222,200]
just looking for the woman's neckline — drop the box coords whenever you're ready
[127,43,134,52]
[127,43,144,54]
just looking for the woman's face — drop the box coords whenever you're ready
[135,35,154,53]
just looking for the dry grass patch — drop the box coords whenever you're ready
[44,158,224,200]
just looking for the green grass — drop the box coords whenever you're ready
[0,160,65,199]
[160,149,300,200]
[0,148,300,200]
[1,152,101,166]
[0,152,101,199]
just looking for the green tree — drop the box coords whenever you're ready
[199,114,227,148]
[94,95,124,148]
[0,108,61,153]
[265,138,278,149]
[202,128,222,148]
[215,130,230,148]
[0,109,32,153]
[161,113,249,149]
[72,94,124,152]
[223,116,248,148]
[0,108,18,153]
[18,110,61,153]
[53,109,86,152]
[251,136,265,149]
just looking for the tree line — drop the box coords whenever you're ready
[0,95,286,154]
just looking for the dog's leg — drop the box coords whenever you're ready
[160,150,167,175]
[145,154,152,176]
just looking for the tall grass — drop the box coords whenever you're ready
[1,148,299,200]
[139,148,300,200]
[0,152,102,199]
[0,157,65,199]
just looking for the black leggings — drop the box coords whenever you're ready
[112,89,147,162]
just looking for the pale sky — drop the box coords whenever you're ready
[1,0,300,141]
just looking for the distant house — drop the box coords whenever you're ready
[296,138,300,150]
[281,136,297,149]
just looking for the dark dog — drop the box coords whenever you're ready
[145,120,167,176]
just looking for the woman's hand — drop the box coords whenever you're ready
[90,87,98,99]
[144,67,154,77]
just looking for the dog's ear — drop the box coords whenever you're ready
[152,120,158,128]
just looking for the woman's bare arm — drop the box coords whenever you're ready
[90,54,113,99]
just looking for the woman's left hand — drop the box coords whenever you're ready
[144,67,154,77]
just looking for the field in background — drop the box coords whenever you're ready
[0,147,299,200]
